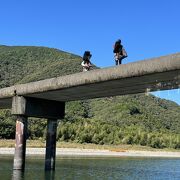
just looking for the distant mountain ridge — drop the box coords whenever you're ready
[0,45,179,149]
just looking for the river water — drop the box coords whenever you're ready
[1,156,180,180]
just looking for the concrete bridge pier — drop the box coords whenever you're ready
[13,115,27,170]
[11,96,65,171]
[45,119,57,171]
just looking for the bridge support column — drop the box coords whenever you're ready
[11,96,65,171]
[13,115,27,170]
[45,119,57,171]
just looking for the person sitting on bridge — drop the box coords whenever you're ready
[113,39,127,65]
[81,51,92,72]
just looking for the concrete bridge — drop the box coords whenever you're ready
[0,53,180,171]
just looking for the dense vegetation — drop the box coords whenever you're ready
[0,45,179,149]
[0,45,83,87]
[59,96,180,149]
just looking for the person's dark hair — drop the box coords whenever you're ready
[84,51,92,57]
[117,39,121,43]
[113,40,122,53]
[83,51,92,61]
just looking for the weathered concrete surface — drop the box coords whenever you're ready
[0,53,180,108]
[13,115,27,170]
[45,119,58,170]
[11,96,65,119]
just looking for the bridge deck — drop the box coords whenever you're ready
[0,53,180,108]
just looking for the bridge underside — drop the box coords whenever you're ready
[0,69,179,109]
[25,70,179,101]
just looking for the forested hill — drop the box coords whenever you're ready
[0,45,83,88]
[0,45,179,149]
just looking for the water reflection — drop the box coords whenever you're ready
[11,170,24,180]
[4,157,180,180]
[44,171,55,180]
[11,170,55,180]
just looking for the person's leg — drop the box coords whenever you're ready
[115,53,118,65]
[115,60,118,66]
[83,67,87,72]
[118,54,124,65]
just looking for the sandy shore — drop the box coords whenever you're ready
[0,148,180,158]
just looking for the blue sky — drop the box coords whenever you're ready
[0,0,179,104]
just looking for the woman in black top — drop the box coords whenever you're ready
[113,39,127,65]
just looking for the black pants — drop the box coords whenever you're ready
[114,53,124,66]
[115,59,122,65]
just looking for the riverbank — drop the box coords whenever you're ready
[1,147,180,158]
[1,140,180,158]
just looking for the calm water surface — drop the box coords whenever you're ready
[0,156,180,180]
